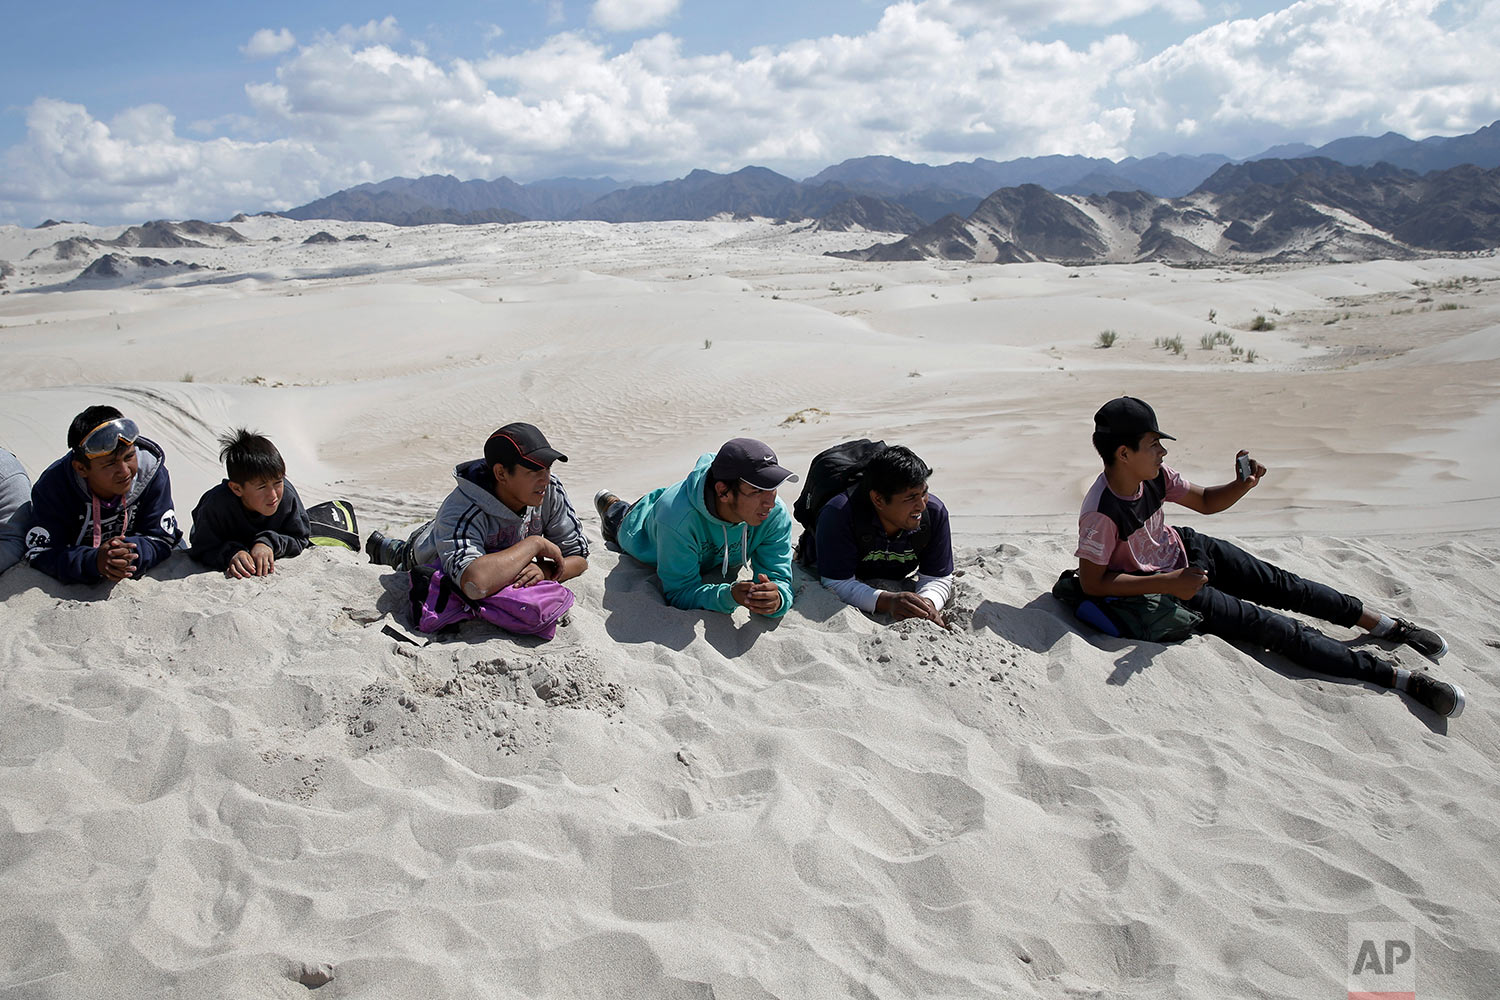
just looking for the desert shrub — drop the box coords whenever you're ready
[1245,350,1257,363]
[1249,315,1275,331]
[1201,330,1237,349]
[1097,329,1118,348]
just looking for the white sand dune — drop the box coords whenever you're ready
[1,220,1497,998]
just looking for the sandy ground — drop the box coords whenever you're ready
[1,218,1498,998]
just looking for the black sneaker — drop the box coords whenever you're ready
[1388,618,1448,660]
[595,489,624,543]
[365,529,386,564]
[1406,672,1466,718]
[365,530,408,569]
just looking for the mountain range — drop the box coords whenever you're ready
[830,158,1500,266]
[270,121,1500,230]
[281,175,628,226]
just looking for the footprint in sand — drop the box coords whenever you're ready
[1186,763,1228,827]
[699,767,777,816]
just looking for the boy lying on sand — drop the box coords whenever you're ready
[596,438,796,619]
[189,429,312,578]
[26,406,182,585]
[801,444,954,627]
[1076,396,1465,718]
[0,447,32,574]
[366,422,589,598]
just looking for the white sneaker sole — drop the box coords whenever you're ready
[1448,682,1466,719]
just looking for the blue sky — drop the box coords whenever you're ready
[2,0,1496,225]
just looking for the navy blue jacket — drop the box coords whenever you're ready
[26,437,182,583]
[814,488,954,582]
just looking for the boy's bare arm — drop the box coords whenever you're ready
[460,536,566,599]
[1175,450,1265,515]
[1078,558,1208,600]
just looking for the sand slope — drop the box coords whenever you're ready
[1,220,1497,997]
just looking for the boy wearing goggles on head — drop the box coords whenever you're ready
[26,405,182,584]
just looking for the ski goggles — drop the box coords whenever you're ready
[77,417,140,459]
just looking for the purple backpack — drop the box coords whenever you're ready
[409,562,574,639]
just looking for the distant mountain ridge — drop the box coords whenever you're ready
[271,119,1500,231]
[282,174,628,226]
[830,158,1500,265]
[804,151,1237,199]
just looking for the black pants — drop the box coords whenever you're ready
[1177,527,1389,684]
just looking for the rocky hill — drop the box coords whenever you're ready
[75,254,208,282]
[831,159,1500,265]
[110,220,248,247]
[812,196,925,233]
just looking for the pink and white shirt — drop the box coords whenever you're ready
[1076,465,1192,574]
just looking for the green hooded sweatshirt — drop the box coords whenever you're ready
[617,452,794,618]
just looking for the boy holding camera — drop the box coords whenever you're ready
[1077,396,1466,718]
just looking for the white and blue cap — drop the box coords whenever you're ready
[712,438,798,490]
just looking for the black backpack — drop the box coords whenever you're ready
[792,439,886,567]
[793,439,886,530]
[306,499,360,550]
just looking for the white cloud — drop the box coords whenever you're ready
[1119,0,1500,151]
[0,99,331,224]
[4,0,1500,225]
[242,28,296,58]
[917,0,1206,29]
[335,17,402,45]
[591,0,683,32]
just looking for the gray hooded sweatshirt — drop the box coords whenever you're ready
[408,459,589,581]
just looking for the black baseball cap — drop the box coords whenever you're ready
[711,438,798,490]
[484,422,567,470]
[1093,397,1175,441]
